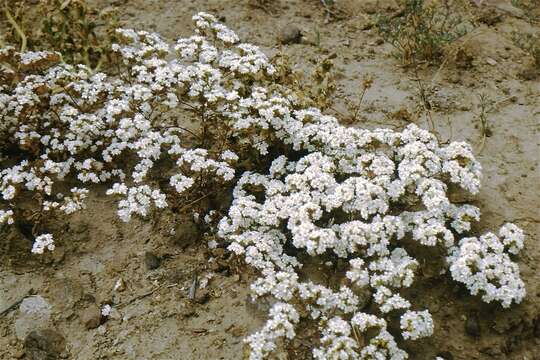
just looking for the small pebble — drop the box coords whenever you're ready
[81,304,101,330]
[97,325,107,335]
[195,289,211,304]
[486,58,497,66]
[24,329,66,360]
[114,278,126,292]
[144,252,161,270]
[278,25,302,45]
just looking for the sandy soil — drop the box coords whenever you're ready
[1,0,539,359]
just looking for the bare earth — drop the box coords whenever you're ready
[1,0,539,359]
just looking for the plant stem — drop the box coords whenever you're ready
[3,6,27,52]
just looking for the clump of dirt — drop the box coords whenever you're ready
[1,0,539,359]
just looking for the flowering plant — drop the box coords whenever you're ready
[218,115,525,357]
[0,12,281,250]
[0,12,525,359]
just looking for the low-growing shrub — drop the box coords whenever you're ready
[218,109,525,358]
[513,31,540,69]
[0,12,526,360]
[2,0,119,70]
[0,13,285,249]
[376,0,469,65]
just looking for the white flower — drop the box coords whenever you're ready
[101,304,112,317]
[447,230,526,308]
[107,185,167,222]
[245,302,299,360]
[31,234,55,254]
[499,223,524,255]
[0,209,14,225]
[400,310,434,340]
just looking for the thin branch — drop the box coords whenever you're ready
[116,285,165,308]
[3,6,27,52]
[0,291,30,317]
[151,125,201,140]
[178,191,215,213]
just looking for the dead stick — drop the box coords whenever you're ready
[0,292,29,317]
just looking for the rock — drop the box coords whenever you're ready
[81,304,101,330]
[195,289,211,304]
[97,325,107,335]
[13,350,25,359]
[486,57,498,66]
[79,257,105,274]
[24,329,66,360]
[114,278,126,292]
[15,296,52,340]
[465,314,481,337]
[493,2,525,18]
[278,25,302,45]
[19,296,51,315]
[447,73,461,84]
[144,252,161,270]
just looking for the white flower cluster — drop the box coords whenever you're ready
[313,313,408,359]
[220,119,524,357]
[0,209,14,225]
[245,302,299,359]
[31,234,55,254]
[101,304,112,317]
[447,224,526,308]
[210,16,526,356]
[105,184,167,222]
[219,111,525,356]
[0,13,273,248]
[400,310,434,340]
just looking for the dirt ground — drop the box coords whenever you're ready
[1,0,539,359]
